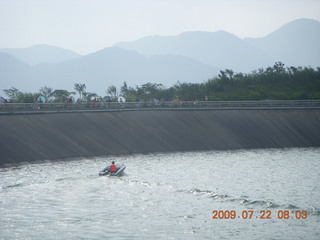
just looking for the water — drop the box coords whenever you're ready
[1,148,320,240]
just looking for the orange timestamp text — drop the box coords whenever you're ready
[212,210,308,220]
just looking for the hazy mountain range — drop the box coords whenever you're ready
[115,18,320,71]
[1,18,319,97]
[0,44,81,66]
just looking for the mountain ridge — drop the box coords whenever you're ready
[115,18,320,71]
[1,47,219,96]
[1,18,319,97]
[0,44,81,66]
[244,18,320,67]
[115,30,274,72]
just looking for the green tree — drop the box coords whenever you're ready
[17,92,41,103]
[39,86,53,102]
[120,82,128,96]
[74,83,86,101]
[51,89,74,102]
[84,92,98,102]
[204,63,320,100]
[3,87,21,102]
[133,82,164,101]
[106,85,118,100]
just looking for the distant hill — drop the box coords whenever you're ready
[245,18,320,68]
[1,18,319,97]
[1,47,219,96]
[0,44,81,65]
[0,53,32,90]
[115,18,320,71]
[115,30,273,72]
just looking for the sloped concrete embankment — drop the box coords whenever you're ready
[0,109,319,166]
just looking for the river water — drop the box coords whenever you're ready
[1,148,320,240]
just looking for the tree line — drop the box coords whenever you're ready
[2,62,320,103]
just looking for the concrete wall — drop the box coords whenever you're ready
[1,109,320,166]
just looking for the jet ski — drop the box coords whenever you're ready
[99,162,126,176]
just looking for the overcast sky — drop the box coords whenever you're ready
[0,0,319,54]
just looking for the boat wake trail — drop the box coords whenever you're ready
[178,188,230,200]
[178,188,320,216]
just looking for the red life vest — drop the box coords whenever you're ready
[110,164,117,172]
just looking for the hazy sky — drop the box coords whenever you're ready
[0,0,319,54]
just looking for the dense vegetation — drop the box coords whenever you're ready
[2,62,320,103]
[205,62,320,101]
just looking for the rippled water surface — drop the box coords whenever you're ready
[1,148,320,239]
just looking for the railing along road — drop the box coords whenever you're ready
[1,100,320,113]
